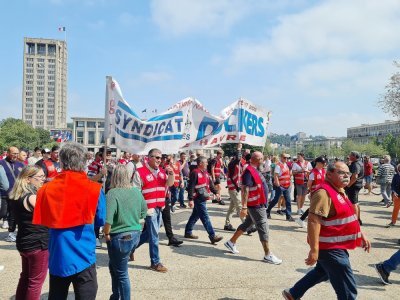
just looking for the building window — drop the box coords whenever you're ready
[99,131,105,144]
[27,43,35,54]
[76,131,84,144]
[26,63,34,68]
[76,121,85,127]
[98,121,104,128]
[48,44,56,56]
[87,121,96,128]
[88,131,96,145]
[37,44,46,55]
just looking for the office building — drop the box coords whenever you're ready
[347,120,400,144]
[22,37,67,129]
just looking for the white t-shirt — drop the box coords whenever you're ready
[291,161,312,174]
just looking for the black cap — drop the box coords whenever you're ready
[315,156,327,164]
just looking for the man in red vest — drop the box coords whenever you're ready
[184,156,223,244]
[292,153,312,215]
[210,149,225,205]
[283,161,371,300]
[40,145,61,182]
[132,148,175,273]
[224,152,282,264]
[266,153,294,221]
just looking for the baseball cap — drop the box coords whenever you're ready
[41,148,51,154]
[281,153,291,158]
[315,156,327,164]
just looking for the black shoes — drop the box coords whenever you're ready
[179,204,187,208]
[224,224,236,231]
[219,200,226,205]
[286,216,295,222]
[212,199,218,203]
[168,237,183,247]
[267,212,271,219]
[375,263,391,285]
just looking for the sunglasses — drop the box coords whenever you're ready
[151,156,162,160]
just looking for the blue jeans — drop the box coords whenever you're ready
[107,231,140,300]
[137,207,162,265]
[185,200,215,239]
[380,182,392,205]
[383,249,400,273]
[289,249,357,300]
[267,186,292,217]
[178,179,187,205]
[170,186,184,207]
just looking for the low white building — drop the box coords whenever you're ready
[347,120,400,144]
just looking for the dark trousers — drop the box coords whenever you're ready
[162,199,174,240]
[48,264,98,300]
[289,249,357,300]
[16,249,49,300]
[267,186,292,217]
[0,197,16,232]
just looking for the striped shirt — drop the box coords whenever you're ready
[377,163,395,184]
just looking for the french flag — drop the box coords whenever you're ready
[58,27,66,32]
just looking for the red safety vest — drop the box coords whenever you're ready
[172,161,181,187]
[294,161,309,185]
[43,159,61,181]
[227,164,240,191]
[213,158,222,178]
[137,165,167,209]
[310,168,326,192]
[193,169,212,200]
[277,162,291,189]
[243,165,267,207]
[315,183,362,250]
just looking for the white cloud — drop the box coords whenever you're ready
[231,0,400,65]
[150,0,257,36]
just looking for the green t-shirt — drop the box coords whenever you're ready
[106,187,147,233]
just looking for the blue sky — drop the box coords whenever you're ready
[1,0,399,137]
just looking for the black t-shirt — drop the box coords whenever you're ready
[349,160,364,188]
[15,193,49,252]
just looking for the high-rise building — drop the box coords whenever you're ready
[22,37,67,129]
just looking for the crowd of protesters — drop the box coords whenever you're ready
[1,143,400,299]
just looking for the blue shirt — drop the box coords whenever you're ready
[48,190,106,277]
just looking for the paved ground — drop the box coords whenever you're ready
[1,187,400,299]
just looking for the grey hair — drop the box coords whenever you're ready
[148,148,161,157]
[59,142,87,172]
[383,155,391,163]
[110,164,131,189]
[197,156,207,165]
[326,162,337,173]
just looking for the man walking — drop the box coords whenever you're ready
[345,151,364,225]
[33,142,106,300]
[224,152,282,264]
[283,162,371,300]
[39,145,61,182]
[292,153,312,215]
[132,148,175,272]
[267,153,294,221]
[376,155,395,207]
[184,156,223,244]
[210,149,225,205]
[0,147,25,242]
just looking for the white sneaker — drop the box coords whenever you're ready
[263,253,282,265]
[96,238,102,249]
[5,232,16,242]
[224,240,239,254]
[295,218,306,228]
[1,221,9,229]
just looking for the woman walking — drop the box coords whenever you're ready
[9,165,48,300]
[104,165,147,300]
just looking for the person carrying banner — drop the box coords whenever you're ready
[131,148,175,272]
[184,156,223,244]
[282,161,371,300]
[210,149,225,205]
[224,151,282,264]
[40,146,61,182]
[33,142,106,300]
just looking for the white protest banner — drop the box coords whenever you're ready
[104,77,270,154]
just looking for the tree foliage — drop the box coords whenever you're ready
[379,61,400,117]
[0,118,54,151]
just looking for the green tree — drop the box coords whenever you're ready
[0,118,53,151]
[382,134,400,158]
